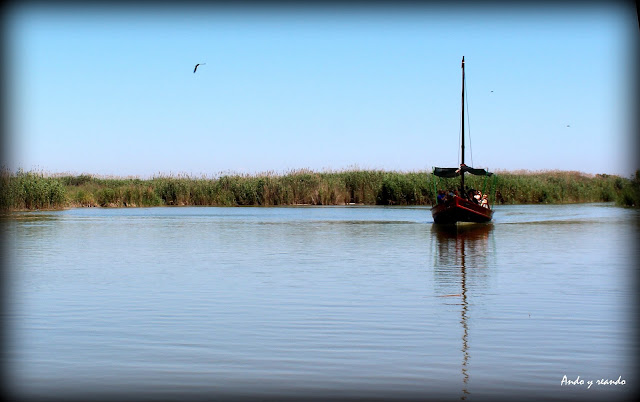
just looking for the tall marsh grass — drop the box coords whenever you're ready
[490,170,635,205]
[1,169,66,210]
[1,168,638,210]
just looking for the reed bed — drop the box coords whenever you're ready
[1,168,638,211]
[1,169,66,210]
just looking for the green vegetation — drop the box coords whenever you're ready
[490,170,636,205]
[1,169,66,210]
[1,168,639,211]
[616,170,640,208]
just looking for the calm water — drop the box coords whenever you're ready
[3,204,638,401]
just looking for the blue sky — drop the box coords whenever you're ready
[4,3,638,178]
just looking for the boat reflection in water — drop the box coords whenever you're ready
[431,223,494,400]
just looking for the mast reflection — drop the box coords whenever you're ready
[431,223,494,400]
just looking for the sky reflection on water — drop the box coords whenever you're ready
[3,204,637,400]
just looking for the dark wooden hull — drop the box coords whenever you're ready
[431,196,493,224]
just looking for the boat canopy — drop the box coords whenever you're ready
[433,166,493,178]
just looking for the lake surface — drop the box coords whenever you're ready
[3,204,638,401]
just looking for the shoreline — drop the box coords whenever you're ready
[5,201,623,213]
[2,169,638,211]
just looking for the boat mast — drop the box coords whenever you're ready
[460,56,465,192]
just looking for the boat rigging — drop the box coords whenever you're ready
[431,56,495,224]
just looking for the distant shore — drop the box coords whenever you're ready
[2,168,638,211]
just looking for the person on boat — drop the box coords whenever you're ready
[473,190,482,204]
[464,187,473,201]
[437,190,446,204]
[481,194,489,208]
[465,187,477,202]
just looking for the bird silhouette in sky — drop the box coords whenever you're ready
[193,63,206,73]
[566,125,571,127]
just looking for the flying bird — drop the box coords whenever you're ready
[193,63,206,73]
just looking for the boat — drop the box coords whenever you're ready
[431,56,494,224]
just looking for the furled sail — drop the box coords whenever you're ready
[433,165,493,178]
